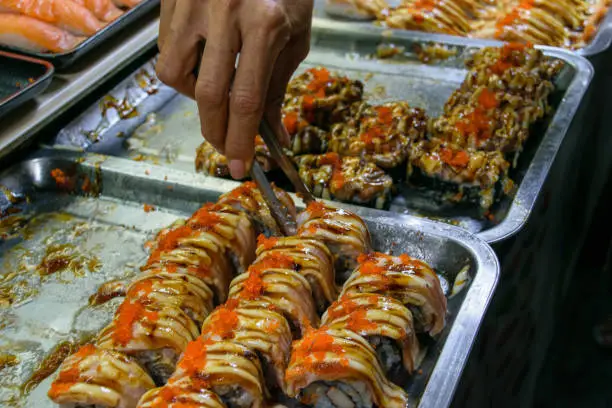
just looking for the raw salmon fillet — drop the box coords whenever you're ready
[0,13,84,52]
[72,0,122,22]
[0,0,104,36]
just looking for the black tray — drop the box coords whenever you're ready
[0,51,54,119]
[0,0,160,70]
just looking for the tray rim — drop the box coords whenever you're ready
[312,2,612,58]
[0,50,54,118]
[0,0,160,69]
[309,19,595,244]
[10,149,500,408]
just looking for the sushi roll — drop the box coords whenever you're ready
[125,271,215,326]
[138,378,227,407]
[195,140,278,177]
[170,338,268,408]
[48,344,155,408]
[186,203,257,274]
[200,299,293,392]
[297,201,372,282]
[96,299,199,385]
[228,262,319,338]
[283,109,331,156]
[285,327,409,408]
[322,293,421,378]
[295,153,394,209]
[255,234,338,312]
[144,224,234,303]
[385,1,472,35]
[341,252,447,335]
[407,139,513,211]
[324,0,389,20]
[328,102,428,171]
[284,67,364,130]
[217,181,297,237]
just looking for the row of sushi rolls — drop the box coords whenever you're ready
[48,181,448,408]
[0,0,148,53]
[196,43,563,214]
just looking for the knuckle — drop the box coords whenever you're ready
[218,0,241,12]
[261,5,290,38]
[195,80,226,110]
[155,59,178,86]
[231,91,263,116]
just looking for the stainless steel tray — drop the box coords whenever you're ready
[49,21,593,244]
[0,151,498,408]
[312,0,612,57]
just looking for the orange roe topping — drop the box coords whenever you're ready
[126,279,155,299]
[456,108,494,142]
[478,89,499,110]
[283,111,300,135]
[189,209,222,230]
[226,182,257,200]
[143,204,156,213]
[374,106,394,125]
[439,147,470,168]
[178,337,212,377]
[112,299,159,346]
[306,67,331,98]
[286,328,350,381]
[253,252,295,271]
[48,344,97,399]
[257,234,279,250]
[266,319,281,332]
[346,309,377,332]
[147,225,195,265]
[318,153,346,190]
[326,296,361,321]
[51,168,73,189]
[319,152,341,167]
[203,304,239,339]
[306,200,328,218]
[240,268,265,300]
[302,95,316,111]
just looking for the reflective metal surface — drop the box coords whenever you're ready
[50,21,593,244]
[0,151,498,408]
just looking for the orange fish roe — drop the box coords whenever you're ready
[306,67,331,98]
[147,226,195,265]
[178,337,213,377]
[302,95,316,111]
[143,204,156,213]
[283,111,299,134]
[346,309,378,332]
[50,168,73,189]
[326,296,361,321]
[189,208,222,230]
[126,279,155,300]
[477,89,499,110]
[240,267,265,300]
[306,200,328,218]
[202,304,239,340]
[257,234,278,250]
[48,344,97,399]
[374,106,394,125]
[112,299,159,346]
[226,182,257,200]
[439,147,470,168]
[286,328,350,381]
[253,252,295,271]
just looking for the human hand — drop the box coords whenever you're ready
[157,0,314,179]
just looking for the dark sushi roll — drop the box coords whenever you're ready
[407,139,513,211]
[285,327,409,408]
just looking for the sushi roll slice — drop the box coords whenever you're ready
[295,153,394,209]
[96,299,199,385]
[407,139,513,211]
[170,338,268,408]
[285,327,409,408]
[322,293,420,378]
[195,140,278,177]
[255,235,338,312]
[48,344,155,408]
[228,262,319,338]
[125,271,215,326]
[328,102,428,171]
[138,377,227,407]
[324,0,389,20]
[341,252,447,335]
[200,299,292,392]
[385,1,472,35]
[297,201,372,283]
[283,109,331,156]
[217,181,297,237]
[187,203,257,274]
[145,225,234,303]
[284,67,364,130]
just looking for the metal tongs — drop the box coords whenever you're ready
[250,118,316,236]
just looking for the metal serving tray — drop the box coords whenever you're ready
[0,0,160,69]
[49,21,593,244]
[0,151,498,408]
[312,0,612,58]
[0,51,53,119]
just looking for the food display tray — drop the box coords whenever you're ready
[0,51,53,119]
[0,151,498,408]
[49,21,593,244]
[312,0,612,58]
[0,0,159,69]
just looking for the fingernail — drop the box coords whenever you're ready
[229,160,245,180]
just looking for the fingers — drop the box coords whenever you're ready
[194,8,240,156]
[158,0,176,52]
[156,0,201,98]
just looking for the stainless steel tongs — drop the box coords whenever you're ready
[250,118,317,236]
